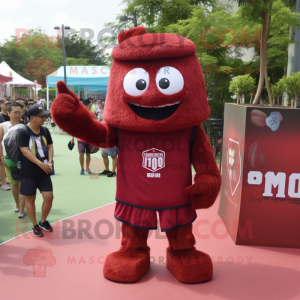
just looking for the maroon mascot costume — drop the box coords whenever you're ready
[51,27,221,283]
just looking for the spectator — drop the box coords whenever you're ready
[23,99,35,125]
[0,98,10,123]
[17,103,54,237]
[99,146,118,177]
[72,99,98,175]
[15,99,26,123]
[49,98,54,108]
[96,100,103,121]
[88,98,97,115]
[38,97,46,108]
[0,99,12,191]
[0,98,12,188]
[0,103,26,217]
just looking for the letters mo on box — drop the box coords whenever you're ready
[248,171,300,198]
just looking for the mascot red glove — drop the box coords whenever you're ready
[51,26,221,283]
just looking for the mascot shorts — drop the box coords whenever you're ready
[114,201,197,232]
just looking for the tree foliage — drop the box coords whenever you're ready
[229,74,256,103]
[38,87,56,99]
[282,71,300,107]
[0,28,105,87]
[231,0,300,106]
[65,32,104,65]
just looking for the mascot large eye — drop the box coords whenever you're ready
[123,68,149,96]
[156,66,184,95]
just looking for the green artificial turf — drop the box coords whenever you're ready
[0,127,116,244]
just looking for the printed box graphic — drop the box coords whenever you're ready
[218,103,300,248]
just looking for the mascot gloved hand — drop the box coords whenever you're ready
[51,26,221,284]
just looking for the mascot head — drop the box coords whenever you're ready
[103,26,210,132]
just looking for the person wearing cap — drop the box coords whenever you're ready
[22,99,35,125]
[0,98,10,123]
[17,103,54,237]
[0,103,27,218]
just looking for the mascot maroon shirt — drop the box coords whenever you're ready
[114,127,197,231]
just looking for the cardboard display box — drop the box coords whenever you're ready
[218,103,300,248]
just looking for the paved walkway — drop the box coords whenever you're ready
[1,196,299,300]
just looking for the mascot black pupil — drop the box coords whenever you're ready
[159,78,170,89]
[136,79,147,90]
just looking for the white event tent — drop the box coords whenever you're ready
[0,61,42,99]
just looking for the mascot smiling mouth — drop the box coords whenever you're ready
[128,101,181,121]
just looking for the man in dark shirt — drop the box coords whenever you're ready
[17,104,54,237]
[0,98,10,123]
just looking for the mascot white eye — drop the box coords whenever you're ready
[123,68,149,96]
[156,67,184,95]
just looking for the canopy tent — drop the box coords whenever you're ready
[0,73,12,98]
[46,65,110,109]
[0,74,12,84]
[0,61,35,86]
[47,66,110,91]
[0,61,41,99]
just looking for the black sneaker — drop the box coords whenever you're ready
[107,172,116,177]
[32,225,44,237]
[99,170,111,176]
[39,220,53,232]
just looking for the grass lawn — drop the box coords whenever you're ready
[0,127,116,244]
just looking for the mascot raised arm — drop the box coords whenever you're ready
[51,26,221,283]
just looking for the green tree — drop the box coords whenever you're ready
[99,0,299,112]
[65,32,105,65]
[270,77,285,105]
[229,74,256,104]
[0,28,62,87]
[0,28,105,87]
[38,87,56,99]
[99,0,219,57]
[283,71,300,108]
[233,0,300,106]
[66,57,93,65]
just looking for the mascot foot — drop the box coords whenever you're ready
[167,248,213,283]
[103,223,150,283]
[166,248,213,283]
[165,224,212,283]
[103,249,150,283]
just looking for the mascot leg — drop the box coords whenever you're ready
[103,222,150,282]
[166,224,213,283]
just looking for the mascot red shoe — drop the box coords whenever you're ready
[51,26,221,283]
